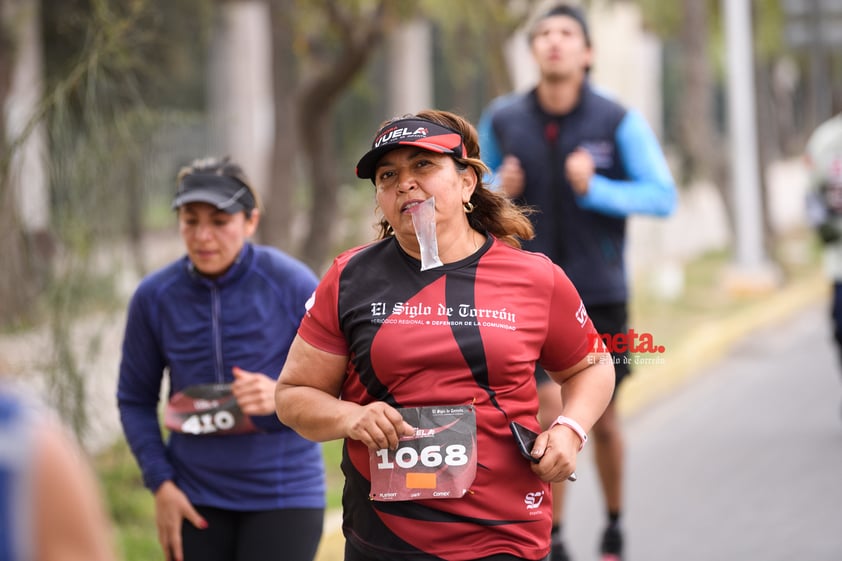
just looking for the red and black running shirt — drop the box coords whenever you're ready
[298,235,597,561]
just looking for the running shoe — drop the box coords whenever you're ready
[599,525,623,561]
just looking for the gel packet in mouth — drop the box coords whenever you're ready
[408,197,443,271]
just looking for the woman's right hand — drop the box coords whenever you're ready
[344,401,415,451]
[154,481,207,561]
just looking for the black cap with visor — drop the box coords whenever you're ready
[172,173,256,214]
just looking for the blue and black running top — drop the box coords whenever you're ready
[478,82,677,306]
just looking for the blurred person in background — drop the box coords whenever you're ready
[0,369,116,561]
[805,111,842,380]
[478,5,677,561]
[117,157,325,561]
[275,109,615,561]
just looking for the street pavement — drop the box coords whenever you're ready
[563,300,842,561]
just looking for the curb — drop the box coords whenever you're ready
[617,270,829,418]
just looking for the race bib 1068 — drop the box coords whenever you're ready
[369,404,477,501]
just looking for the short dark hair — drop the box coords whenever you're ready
[527,4,591,47]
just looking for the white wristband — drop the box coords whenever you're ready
[549,415,588,451]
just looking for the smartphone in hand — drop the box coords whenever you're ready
[509,421,577,481]
[509,421,540,463]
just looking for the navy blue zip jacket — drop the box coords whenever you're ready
[117,243,325,511]
[478,83,676,306]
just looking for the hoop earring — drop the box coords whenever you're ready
[463,201,475,214]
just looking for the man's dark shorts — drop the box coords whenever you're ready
[535,302,630,395]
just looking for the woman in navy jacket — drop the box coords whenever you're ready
[117,157,325,561]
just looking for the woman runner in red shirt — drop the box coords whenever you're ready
[275,109,614,561]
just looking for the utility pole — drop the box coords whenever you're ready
[209,1,275,200]
[388,20,433,117]
[722,0,779,292]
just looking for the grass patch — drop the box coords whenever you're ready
[95,439,158,560]
[321,439,344,510]
[96,437,346,560]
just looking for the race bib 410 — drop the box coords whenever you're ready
[164,383,258,436]
[369,404,477,501]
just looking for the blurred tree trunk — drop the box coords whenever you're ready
[294,1,392,272]
[486,21,514,99]
[264,1,398,269]
[125,154,146,275]
[262,0,528,268]
[676,0,733,229]
[448,21,474,115]
[262,0,297,252]
[0,0,41,327]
